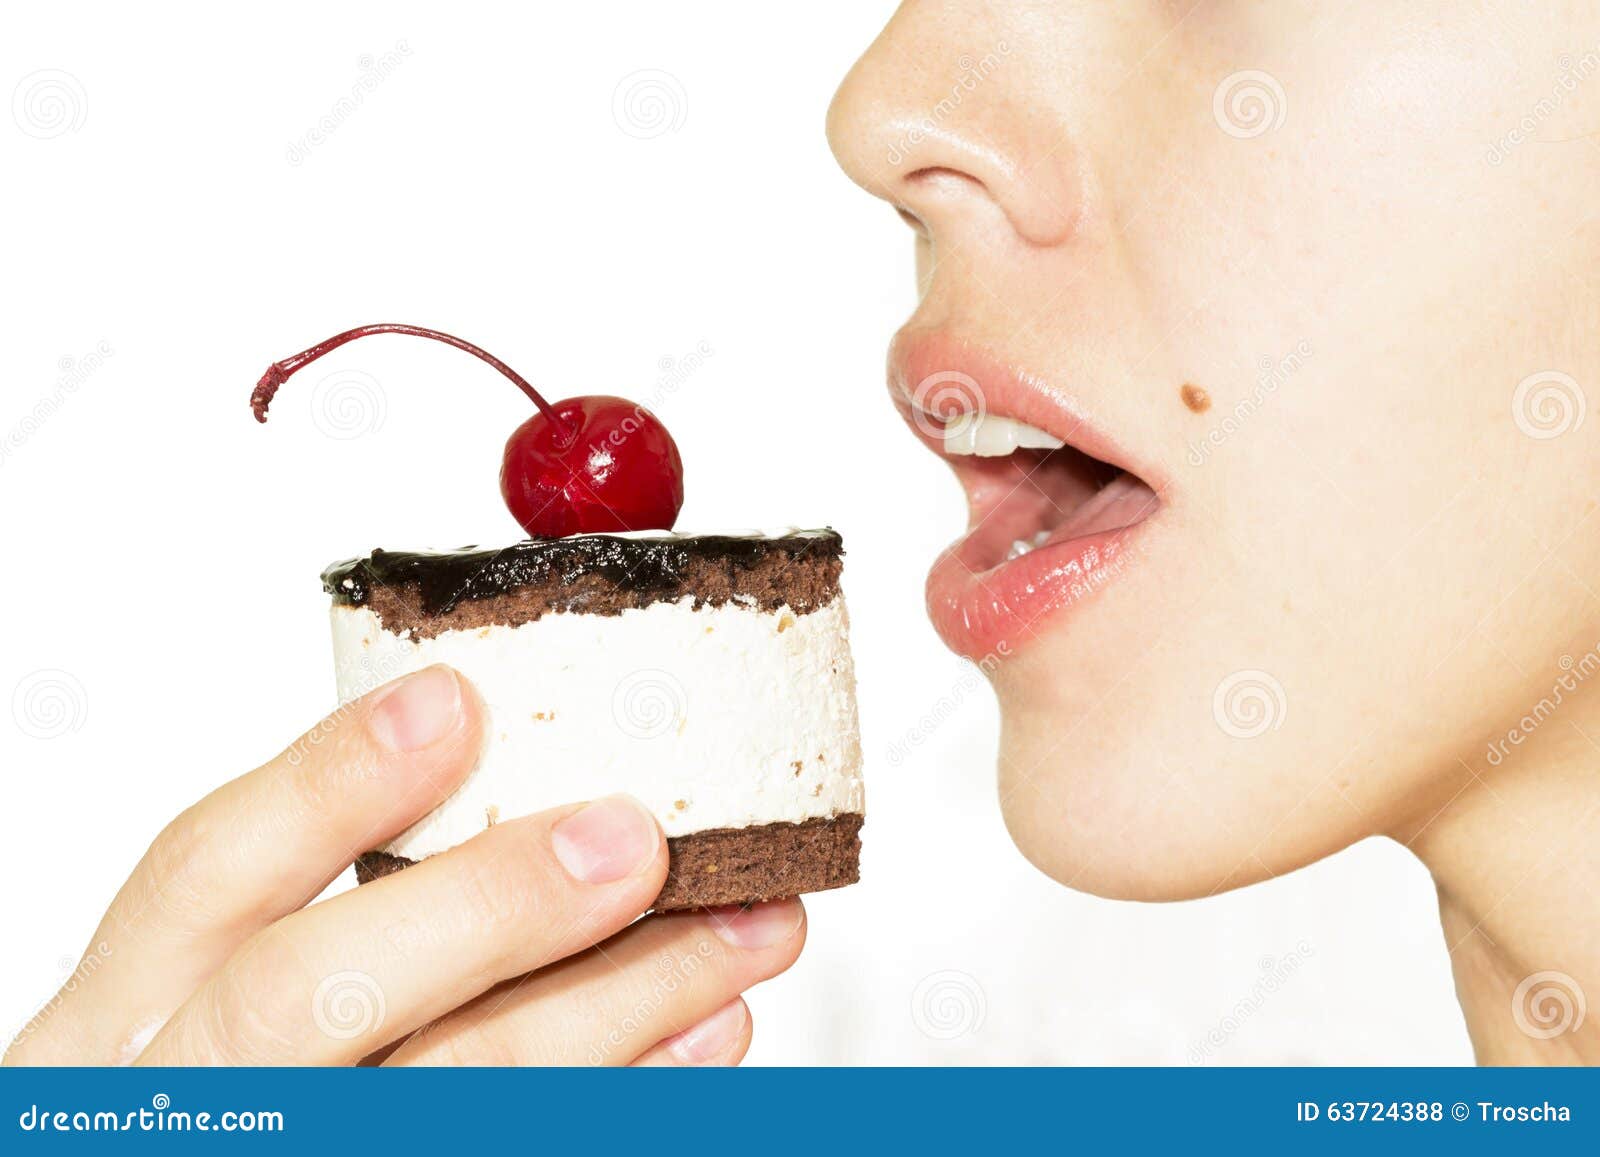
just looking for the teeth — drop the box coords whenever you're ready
[942,419,979,455]
[943,414,1065,457]
[1006,529,1054,560]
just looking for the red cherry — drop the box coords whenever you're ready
[501,395,683,537]
[250,324,685,537]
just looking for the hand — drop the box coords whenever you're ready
[3,665,805,1066]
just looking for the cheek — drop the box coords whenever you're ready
[1033,13,1600,879]
[1116,6,1596,415]
[987,428,1600,904]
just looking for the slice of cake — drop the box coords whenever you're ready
[324,529,864,910]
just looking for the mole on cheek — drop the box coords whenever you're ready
[1180,383,1211,414]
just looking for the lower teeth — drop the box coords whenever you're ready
[1007,529,1054,560]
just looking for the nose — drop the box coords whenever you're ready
[826,6,1083,248]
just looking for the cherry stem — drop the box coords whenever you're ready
[249,323,574,439]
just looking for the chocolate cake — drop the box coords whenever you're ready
[325,529,864,910]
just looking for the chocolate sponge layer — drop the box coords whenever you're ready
[355,814,863,911]
[323,530,843,640]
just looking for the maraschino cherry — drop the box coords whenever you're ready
[250,324,684,538]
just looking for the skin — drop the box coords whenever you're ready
[8,0,1593,1069]
[3,666,803,1066]
[829,1,1600,1062]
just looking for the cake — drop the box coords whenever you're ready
[324,528,864,909]
[251,324,863,908]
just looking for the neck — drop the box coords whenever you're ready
[1401,728,1599,1064]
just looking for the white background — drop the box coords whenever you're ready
[1,1,1470,1064]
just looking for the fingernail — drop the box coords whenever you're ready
[709,899,804,950]
[369,666,463,752]
[665,1000,747,1064]
[551,796,660,884]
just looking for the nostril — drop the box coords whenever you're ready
[828,33,1081,249]
[902,154,1081,249]
[895,205,927,234]
[904,164,999,203]
[896,163,1030,239]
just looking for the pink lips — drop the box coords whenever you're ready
[890,329,1163,661]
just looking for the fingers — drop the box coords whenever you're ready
[631,999,752,1067]
[385,898,805,1066]
[134,795,668,1065]
[9,665,485,1065]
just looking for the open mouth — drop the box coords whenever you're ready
[936,414,1159,573]
[891,331,1163,659]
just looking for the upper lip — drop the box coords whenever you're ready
[887,326,1167,497]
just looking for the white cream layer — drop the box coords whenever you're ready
[330,596,864,861]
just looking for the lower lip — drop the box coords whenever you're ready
[925,520,1148,662]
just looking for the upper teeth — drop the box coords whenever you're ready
[942,414,1065,456]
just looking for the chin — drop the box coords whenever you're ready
[994,748,1226,902]
[990,693,1347,904]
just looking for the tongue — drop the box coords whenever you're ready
[1046,472,1159,544]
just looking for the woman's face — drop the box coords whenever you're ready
[829,1,1600,899]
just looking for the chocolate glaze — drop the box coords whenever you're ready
[322,529,843,617]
